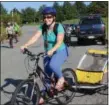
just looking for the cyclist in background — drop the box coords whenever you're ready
[13,22,19,43]
[21,7,69,104]
[6,22,14,48]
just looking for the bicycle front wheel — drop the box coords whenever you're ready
[11,79,40,105]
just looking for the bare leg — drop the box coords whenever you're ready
[14,33,19,43]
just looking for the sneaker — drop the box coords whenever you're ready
[55,77,65,91]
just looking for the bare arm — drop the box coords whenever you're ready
[21,30,42,48]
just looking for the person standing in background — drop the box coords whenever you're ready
[6,22,14,48]
[13,22,19,43]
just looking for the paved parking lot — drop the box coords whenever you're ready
[1,26,108,105]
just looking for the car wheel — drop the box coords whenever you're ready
[77,38,84,45]
[100,36,106,45]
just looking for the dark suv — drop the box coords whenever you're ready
[76,15,106,45]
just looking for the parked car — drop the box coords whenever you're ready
[63,24,70,32]
[63,24,76,35]
[63,24,73,35]
[70,24,77,34]
[62,24,72,46]
[76,14,106,45]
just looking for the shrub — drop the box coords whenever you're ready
[0,25,7,42]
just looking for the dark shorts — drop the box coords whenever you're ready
[8,34,13,38]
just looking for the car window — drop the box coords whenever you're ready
[80,18,101,25]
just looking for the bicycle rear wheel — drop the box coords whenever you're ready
[56,68,77,105]
[11,79,40,105]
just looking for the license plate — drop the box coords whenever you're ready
[88,36,94,39]
[81,31,86,34]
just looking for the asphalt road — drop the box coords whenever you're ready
[1,25,108,105]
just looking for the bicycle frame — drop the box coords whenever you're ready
[11,49,77,105]
[26,52,56,94]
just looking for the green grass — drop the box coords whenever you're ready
[62,18,79,24]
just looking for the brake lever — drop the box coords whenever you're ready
[41,53,47,58]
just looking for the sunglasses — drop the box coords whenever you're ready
[43,15,53,19]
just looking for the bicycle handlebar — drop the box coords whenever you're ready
[23,48,46,58]
[23,48,34,56]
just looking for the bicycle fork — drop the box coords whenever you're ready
[30,76,38,100]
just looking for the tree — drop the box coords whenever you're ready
[74,1,87,17]
[38,4,46,14]
[0,3,7,15]
[63,1,74,20]
[21,7,36,23]
[71,4,78,19]
[53,2,64,22]
[35,10,40,22]
[10,8,21,15]
[87,1,108,17]
[9,8,22,24]
[38,4,46,21]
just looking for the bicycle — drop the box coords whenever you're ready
[10,48,77,105]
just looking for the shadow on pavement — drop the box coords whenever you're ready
[3,101,11,105]
[1,78,24,105]
[0,45,10,48]
[69,40,99,47]
[75,89,97,97]
[1,78,23,89]
[0,78,23,95]
[3,101,60,105]
[69,38,108,48]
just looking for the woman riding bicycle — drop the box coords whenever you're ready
[21,7,69,104]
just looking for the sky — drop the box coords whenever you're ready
[1,1,91,13]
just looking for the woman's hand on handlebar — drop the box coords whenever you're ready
[20,46,28,53]
[47,50,54,57]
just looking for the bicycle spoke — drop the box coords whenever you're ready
[11,81,39,105]
[15,93,32,104]
[57,90,71,101]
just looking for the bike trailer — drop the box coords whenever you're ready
[75,49,108,84]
